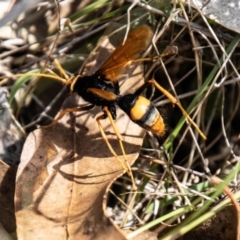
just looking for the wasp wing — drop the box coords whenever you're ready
[98,25,153,83]
[87,88,118,101]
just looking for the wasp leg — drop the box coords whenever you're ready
[150,79,206,140]
[96,108,137,190]
[43,59,77,86]
[42,68,71,85]
[42,105,94,128]
[134,79,206,140]
[28,58,76,86]
[53,58,69,80]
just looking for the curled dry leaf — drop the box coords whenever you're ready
[15,26,146,240]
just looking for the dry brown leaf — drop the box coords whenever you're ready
[15,26,146,240]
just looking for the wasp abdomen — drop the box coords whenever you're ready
[118,95,165,136]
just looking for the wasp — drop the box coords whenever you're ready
[9,25,206,190]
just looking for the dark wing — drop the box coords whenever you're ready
[98,25,153,83]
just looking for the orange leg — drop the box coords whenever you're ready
[11,59,75,86]
[45,59,77,86]
[52,58,81,91]
[97,107,137,190]
[42,105,94,128]
[53,58,69,80]
[104,46,177,75]
[147,79,206,140]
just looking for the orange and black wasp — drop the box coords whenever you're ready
[10,24,206,189]
[54,24,205,138]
